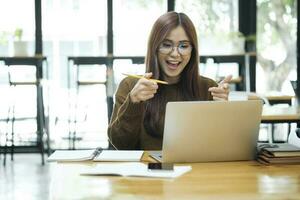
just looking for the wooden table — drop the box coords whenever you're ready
[262,106,300,123]
[266,95,294,106]
[50,153,300,200]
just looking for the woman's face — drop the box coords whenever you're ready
[158,26,192,84]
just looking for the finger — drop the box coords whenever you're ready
[140,93,155,101]
[139,78,158,87]
[135,86,157,98]
[146,83,158,90]
[141,90,157,96]
[138,88,157,94]
[134,89,156,99]
[213,96,226,101]
[211,91,228,98]
[136,81,157,92]
[143,72,153,79]
[219,75,233,84]
[144,88,157,93]
[220,83,229,90]
[211,92,228,100]
[208,87,228,93]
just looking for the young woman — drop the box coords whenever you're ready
[108,12,231,150]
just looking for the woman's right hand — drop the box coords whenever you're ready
[130,73,158,103]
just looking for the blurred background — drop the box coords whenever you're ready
[0,0,297,152]
[1,1,299,199]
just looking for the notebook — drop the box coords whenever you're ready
[257,143,300,164]
[80,163,192,178]
[150,100,263,163]
[258,143,300,157]
[47,148,144,162]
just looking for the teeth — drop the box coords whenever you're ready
[168,61,180,64]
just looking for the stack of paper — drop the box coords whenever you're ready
[80,163,192,178]
[257,143,300,164]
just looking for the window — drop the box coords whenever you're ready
[113,0,167,56]
[0,0,35,57]
[175,0,239,55]
[43,0,107,86]
[176,0,239,86]
[42,0,108,148]
[256,0,297,94]
[0,0,36,146]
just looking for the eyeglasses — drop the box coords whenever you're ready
[158,41,193,56]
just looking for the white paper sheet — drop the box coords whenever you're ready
[93,150,143,162]
[47,150,96,162]
[81,163,192,178]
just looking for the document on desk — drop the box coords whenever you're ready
[81,163,192,178]
[47,149,144,162]
[48,149,98,162]
[93,150,143,162]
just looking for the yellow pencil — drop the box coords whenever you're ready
[122,73,168,85]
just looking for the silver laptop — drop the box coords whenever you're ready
[150,100,263,163]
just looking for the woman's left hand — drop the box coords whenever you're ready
[208,75,232,101]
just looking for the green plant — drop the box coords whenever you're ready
[14,28,23,41]
[227,31,256,42]
[227,31,244,39]
[244,34,256,42]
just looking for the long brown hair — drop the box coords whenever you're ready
[144,12,201,138]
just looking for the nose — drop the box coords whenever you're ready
[169,46,180,57]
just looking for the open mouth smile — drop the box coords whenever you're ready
[166,60,181,70]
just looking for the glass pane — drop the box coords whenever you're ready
[77,64,106,83]
[257,0,297,94]
[200,61,238,82]
[113,59,146,86]
[0,0,35,56]
[114,0,167,56]
[42,0,109,149]
[43,0,107,56]
[43,0,108,87]
[0,0,36,147]
[175,0,240,55]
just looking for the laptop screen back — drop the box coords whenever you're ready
[162,100,263,163]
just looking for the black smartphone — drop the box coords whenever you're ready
[148,163,174,171]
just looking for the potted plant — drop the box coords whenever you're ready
[13,28,28,56]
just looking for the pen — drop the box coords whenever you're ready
[92,147,103,158]
[122,73,168,85]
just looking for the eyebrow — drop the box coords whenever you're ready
[163,39,190,43]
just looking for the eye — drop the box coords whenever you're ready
[161,42,173,48]
[178,43,190,49]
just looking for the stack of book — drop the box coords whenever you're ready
[257,143,300,164]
